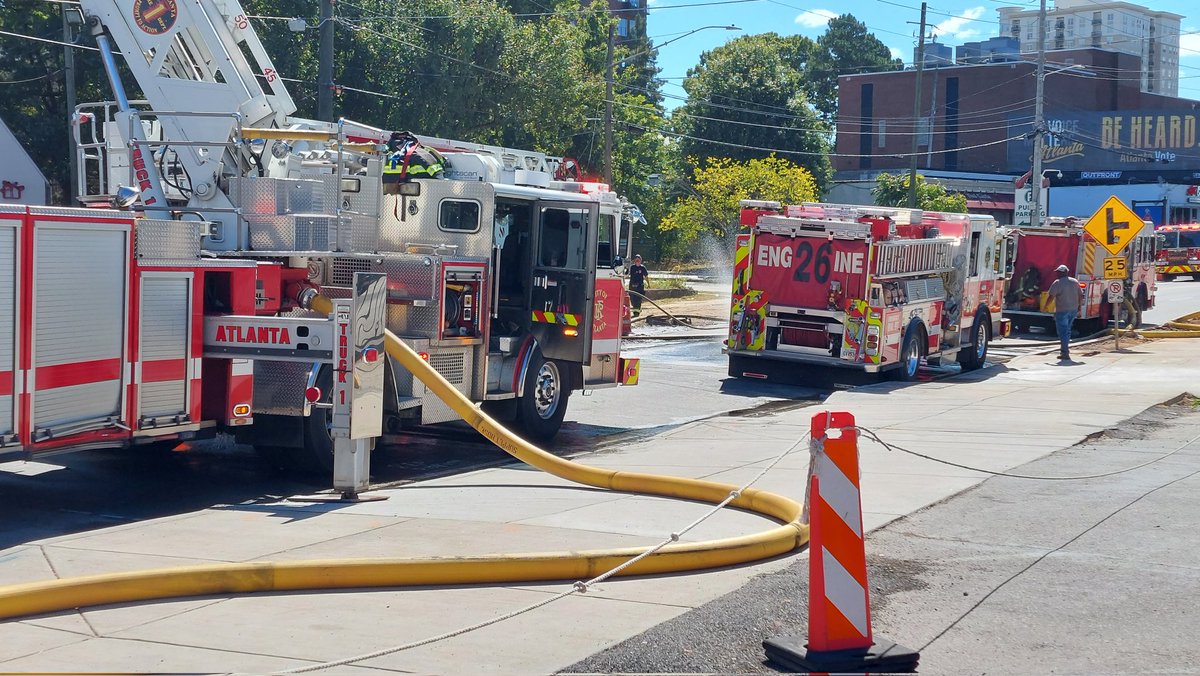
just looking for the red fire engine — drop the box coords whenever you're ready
[728,202,1012,382]
[1004,217,1157,332]
[1155,223,1200,281]
[0,0,642,491]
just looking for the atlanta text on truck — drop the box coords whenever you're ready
[0,0,642,483]
[727,201,1013,383]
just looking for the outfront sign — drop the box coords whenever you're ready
[1008,110,1200,173]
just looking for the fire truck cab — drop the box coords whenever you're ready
[728,202,1011,382]
[1004,217,1157,333]
[1155,223,1200,281]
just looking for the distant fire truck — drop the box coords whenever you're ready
[0,0,640,480]
[1155,223,1200,281]
[1004,217,1157,332]
[727,202,1012,382]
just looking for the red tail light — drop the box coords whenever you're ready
[304,387,322,403]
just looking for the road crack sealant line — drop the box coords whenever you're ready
[0,294,807,628]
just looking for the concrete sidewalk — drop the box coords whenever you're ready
[2,341,1199,673]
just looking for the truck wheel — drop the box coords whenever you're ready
[957,313,989,371]
[891,326,925,382]
[294,365,337,476]
[515,348,569,441]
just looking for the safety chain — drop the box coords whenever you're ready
[280,418,1191,672]
[277,431,814,674]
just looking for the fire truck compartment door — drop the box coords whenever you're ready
[0,214,18,442]
[31,221,130,439]
[529,203,596,363]
[137,272,193,427]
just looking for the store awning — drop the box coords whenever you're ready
[965,193,1016,211]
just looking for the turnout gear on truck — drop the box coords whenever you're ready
[383,131,446,187]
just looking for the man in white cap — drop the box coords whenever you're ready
[1046,264,1085,361]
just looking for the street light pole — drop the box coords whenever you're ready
[62,6,80,205]
[317,0,335,122]
[906,2,927,209]
[1030,0,1048,227]
[603,24,616,185]
[602,24,739,185]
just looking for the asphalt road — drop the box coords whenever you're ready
[1143,277,1200,325]
[0,336,829,551]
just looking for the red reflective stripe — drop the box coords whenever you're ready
[142,358,187,383]
[0,371,11,397]
[36,358,122,390]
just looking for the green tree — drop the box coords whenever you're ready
[872,172,968,213]
[806,15,902,122]
[673,33,831,188]
[660,155,818,257]
[0,0,112,201]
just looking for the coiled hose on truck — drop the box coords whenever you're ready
[0,294,807,621]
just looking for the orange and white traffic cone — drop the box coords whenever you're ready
[764,411,920,673]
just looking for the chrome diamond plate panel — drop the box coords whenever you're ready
[420,346,473,424]
[252,360,311,416]
[135,220,202,260]
[379,181,495,257]
[229,177,330,216]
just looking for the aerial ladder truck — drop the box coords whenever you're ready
[0,0,641,493]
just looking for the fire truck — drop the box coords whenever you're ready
[0,0,640,478]
[1155,223,1200,281]
[727,201,1012,382]
[1004,217,1157,333]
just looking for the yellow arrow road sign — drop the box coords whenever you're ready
[1084,196,1145,256]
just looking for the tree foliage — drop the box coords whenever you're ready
[872,172,968,213]
[660,155,818,253]
[673,34,831,188]
[806,15,902,122]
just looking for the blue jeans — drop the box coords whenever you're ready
[1054,310,1077,357]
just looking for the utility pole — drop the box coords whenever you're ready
[603,23,616,185]
[1030,0,1048,228]
[906,2,927,209]
[63,7,79,205]
[317,0,335,122]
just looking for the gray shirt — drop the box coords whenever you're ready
[1047,276,1084,313]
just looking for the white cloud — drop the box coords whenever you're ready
[1180,28,1200,58]
[890,47,905,61]
[795,9,837,28]
[932,6,985,40]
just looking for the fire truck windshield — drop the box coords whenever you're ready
[1161,229,1200,248]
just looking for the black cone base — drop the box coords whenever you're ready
[763,635,920,673]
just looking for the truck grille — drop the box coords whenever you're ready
[429,352,466,384]
[330,258,372,286]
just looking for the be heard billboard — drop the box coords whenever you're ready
[1008,110,1199,173]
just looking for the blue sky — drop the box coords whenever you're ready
[646,0,1200,110]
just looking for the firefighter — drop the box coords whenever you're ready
[382,131,446,193]
[627,254,648,316]
[1046,264,1085,361]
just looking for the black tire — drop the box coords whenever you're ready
[293,365,337,476]
[891,325,925,382]
[1163,274,1176,282]
[515,347,569,441]
[957,313,989,371]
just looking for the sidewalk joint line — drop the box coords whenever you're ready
[919,466,1200,653]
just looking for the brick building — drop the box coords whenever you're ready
[830,48,1200,223]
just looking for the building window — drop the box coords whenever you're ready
[617,18,631,38]
[876,120,886,148]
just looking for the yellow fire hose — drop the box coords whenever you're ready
[0,294,807,621]
[1128,311,1200,338]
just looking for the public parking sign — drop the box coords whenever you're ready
[1084,196,1145,256]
